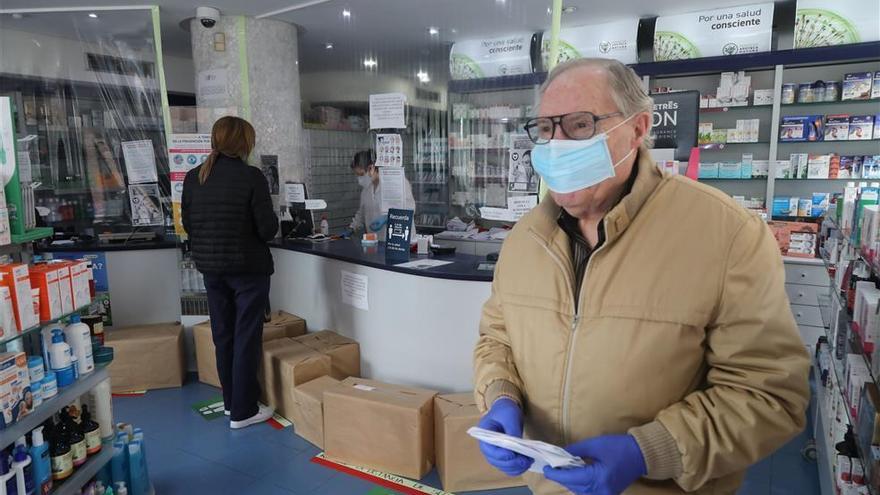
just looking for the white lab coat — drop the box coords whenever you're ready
[350,176,416,241]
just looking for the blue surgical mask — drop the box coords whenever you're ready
[531,114,637,194]
[357,175,372,188]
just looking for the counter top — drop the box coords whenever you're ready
[271,239,494,282]
[39,240,179,252]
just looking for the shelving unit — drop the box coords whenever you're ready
[0,303,92,348]
[0,367,108,449]
[51,446,113,495]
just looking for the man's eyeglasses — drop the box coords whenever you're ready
[523,111,623,145]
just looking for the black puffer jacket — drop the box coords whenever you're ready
[181,155,278,275]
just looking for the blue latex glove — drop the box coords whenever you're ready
[543,435,646,495]
[340,228,354,239]
[477,398,534,476]
[369,217,387,233]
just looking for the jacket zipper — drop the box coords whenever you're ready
[529,228,606,444]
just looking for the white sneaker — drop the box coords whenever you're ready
[230,405,274,429]
[224,409,230,416]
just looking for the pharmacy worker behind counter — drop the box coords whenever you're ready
[473,58,810,495]
[344,150,416,241]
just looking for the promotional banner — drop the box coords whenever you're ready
[651,91,700,161]
[168,134,211,235]
[794,0,880,48]
[541,20,639,68]
[653,3,774,61]
[449,33,533,80]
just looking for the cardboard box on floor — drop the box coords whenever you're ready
[435,393,526,492]
[294,330,360,380]
[290,375,342,448]
[194,311,307,388]
[324,377,437,479]
[106,322,185,393]
[260,338,331,420]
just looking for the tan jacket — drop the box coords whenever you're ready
[473,149,810,494]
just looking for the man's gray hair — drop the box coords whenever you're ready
[540,58,654,147]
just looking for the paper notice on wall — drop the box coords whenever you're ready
[480,207,517,222]
[304,199,327,210]
[508,195,538,219]
[369,93,406,129]
[128,183,163,226]
[341,271,369,311]
[168,133,211,235]
[197,68,228,108]
[121,140,158,184]
[380,167,406,211]
[285,183,306,204]
[376,134,403,167]
[508,149,538,193]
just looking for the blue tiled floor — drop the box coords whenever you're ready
[113,381,820,494]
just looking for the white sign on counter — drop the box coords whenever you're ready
[369,93,406,129]
[654,2,774,60]
[341,271,369,311]
[285,183,306,204]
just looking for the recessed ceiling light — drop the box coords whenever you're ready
[342,9,351,17]
[325,42,334,50]
[428,27,439,36]
[416,71,430,83]
[11,13,24,19]
[88,13,98,18]
[364,58,377,68]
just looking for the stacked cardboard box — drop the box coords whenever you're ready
[290,375,342,448]
[294,330,360,380]
[434,393,525,492]
[324,378,436,479]
[260,338,330,420]
[106,322,186,393]
[194,311,307,387]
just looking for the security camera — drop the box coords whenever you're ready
[196,6,220,29]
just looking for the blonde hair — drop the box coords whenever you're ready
[540,58,654,147]
[199,116,257,184]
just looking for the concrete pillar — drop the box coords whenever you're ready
[190,15,305,193]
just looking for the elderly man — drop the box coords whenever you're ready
[473,58,810,495]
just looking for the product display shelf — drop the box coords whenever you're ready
[699,105,772,113]
[813,365,837,495]
[0,303,92,349]
[777,140,880,145]
[782,99,880,108]
[0,366,108,449]
[698,142,769,150]
[50,443,113,495]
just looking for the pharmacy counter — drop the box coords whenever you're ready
[40,243,182,328]
[269,239,494,392]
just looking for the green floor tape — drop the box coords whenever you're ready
[191,396,225,421]
[366,489,397,495]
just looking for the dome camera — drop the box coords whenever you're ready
[196,6,220,29]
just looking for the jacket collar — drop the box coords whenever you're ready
[527,146,664,246]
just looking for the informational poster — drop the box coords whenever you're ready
[341,271,369,311]
[197,68,228,108]
[369,93,406,129]
[0,97,17,186]
[128,183,163,226]
[480,207,517,222]
[651,91,700,161]
[794,0,880,47]
[379,167,406,211]
[121,140,158,184]
[376,134,403,167]
[508,137,538,194]
[449,33,533,80]
[541,20,639,68]
[508,195,539,220]
[260,154,279,195]
[168,133,211,235]
[385,208,415,262]
[285,183,306,204]
[653,3,774,60]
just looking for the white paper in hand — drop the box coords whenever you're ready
[467,427,586,473]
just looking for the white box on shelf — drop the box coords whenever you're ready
[753,89,774,106]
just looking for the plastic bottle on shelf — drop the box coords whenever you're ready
[81,406,102,456]
[47,330,71,371]
[64,315,94,376]
[320,215,330,236]
[86,378,114,439]
[28,427,51,495]
[114,482,127,495]
[12,437,34,495]
[61,409,87,468]
[0,449,16,495]
[40,374,57,401]
[48,424,72,482]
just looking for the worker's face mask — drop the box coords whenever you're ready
[531,113,636,194]
[357,173,372,188]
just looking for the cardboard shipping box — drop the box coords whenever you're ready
[106,322,185,392]
[294,330,360,380]
[260,338,331,420]
[194,311,308,388]
[290,375,342,448]
[324,377,437,479]
[434,393,525,492]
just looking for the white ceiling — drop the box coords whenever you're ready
[1,0,791,79]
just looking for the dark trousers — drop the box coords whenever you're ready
[203,273,270,421]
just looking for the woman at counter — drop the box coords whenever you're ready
[181,116,278,430]
[346,150,416,241]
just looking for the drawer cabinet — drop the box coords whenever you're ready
[791,303,825,327]
[785,283,826,307]
[784,264,830,287]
